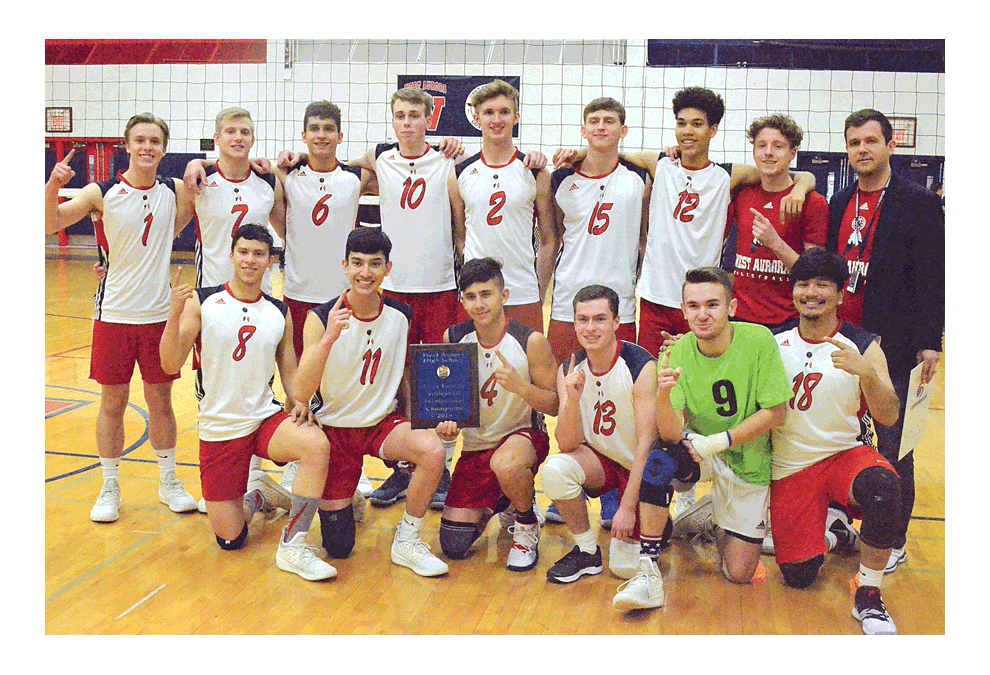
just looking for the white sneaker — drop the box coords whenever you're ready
[248,470,292,512]
[608,538,641,579]
[499,497,546,530]
[279,460,300,491]
[853,585,898,635]
[158,470,198,513]
[276,529,337,581]
[669,485,697,520]
[825,507,861,553]
[506,520,540,571]
[391,524,449,577]
[671,492,715,542]
[885,547,907,574]
[357,470,374,498]
[613,556,665,610]
[352,489,367,523]
[90,478,121,522]
[197,497,208,514]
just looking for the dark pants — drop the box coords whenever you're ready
[872,375,914,550]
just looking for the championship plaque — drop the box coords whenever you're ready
[408,343,480,429]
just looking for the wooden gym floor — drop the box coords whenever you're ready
[44,249,946,636]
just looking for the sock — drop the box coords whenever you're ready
[857,563,885,589]
[442,439,456,471]
[100,456,121,482]
[573,528,597,554]
[249,455,263,472]
[515,507,538,525]
[243,490,265,520]
[155,448,177,478]
[640,535,664,558]
[399,511,424,538]
[284,495,319,542]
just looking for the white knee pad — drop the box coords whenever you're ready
[608,538,640,579]
[540,453,586,501]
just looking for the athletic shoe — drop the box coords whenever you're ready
[391,523,449,577]
[352,489,367,523]
[608,538,641,579]
[546,545,603,584]
[369,468,410,506]
[429,468,451,511]
[825,507,861,553]
[671,492,715,542]
[599,489,620,529]
[90,478,121,523]
[852,585,898,635]
[247,470,293,512]
[499,497,547,530]
[276,528,337,581]
[613,556,665,611]
[197,497,208,514]
[669,485,697,521]
[158,470,198,513]
[761,527,775,555]
[279,460,299,491]
[506,520,541,571]
[885,547,907,574]
[357,470,374,498]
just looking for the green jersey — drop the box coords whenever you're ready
[669,322,791,485]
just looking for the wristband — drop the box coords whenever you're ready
[685,430,731,459]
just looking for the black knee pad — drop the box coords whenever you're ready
[641,440,698,504]
[216,523,249,551]
[319,505,355,559]
[779,554,824,589]
[852,466,902,550]
[439,518,480,560]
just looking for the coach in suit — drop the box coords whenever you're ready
[826,108,944,574]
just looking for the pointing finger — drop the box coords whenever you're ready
[62,148,76,164]
[823,336,850,350]
[495,349,510,367]
[661,350,670,369]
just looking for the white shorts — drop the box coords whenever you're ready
[699,452,770,541]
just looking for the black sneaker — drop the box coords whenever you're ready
[546,545,603,584]
[429,468,451,511]
[368,468,410,506]
[852,586,898,635]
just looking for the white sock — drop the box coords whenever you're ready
[100,456,121,482]
[249,455,263,471]
[442,440,456,471]
[155,448,176,478]
[399,512,424,538]
[858,563,885,589]
[573,528,597,554]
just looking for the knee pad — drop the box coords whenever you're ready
[216,523,249,551]
[852,466,902,550]
[319,505,355,559]
[439,518,480,560]
[540,453,586,501]
[779,554,824,589]
[608,538,641,579]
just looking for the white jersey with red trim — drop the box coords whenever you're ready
[448,318,544,451]
[568,341,655,470]
[94,174,176,324]
[457,150,541,305]
[638,157,732,307]
[282,161,361,303]
[195,284,286,442]
[770,322,879,480]
[310,293,413,428]
[193,166,276,294]
[374,143,455,293]
[550,159,647,323]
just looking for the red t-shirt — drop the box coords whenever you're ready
[732,184,829,325]
[836,188,884,326]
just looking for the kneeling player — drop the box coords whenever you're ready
[771,248,902,635]
[435,258,559,570]
[159,224,336,581]
[294,227,449,577]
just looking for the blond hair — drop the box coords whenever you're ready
[390,88,433,116]
[214,106,254,135]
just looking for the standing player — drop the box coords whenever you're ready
[541,285,670,612]
[731,114,829,328]
[827,109,944,575]
[435,258,558,570]
[655,267,792,584]
[771,248,902,634]
[159,224,336,581]
[294,227,450,578]
[449,79,556,333]
[45,113,198,522]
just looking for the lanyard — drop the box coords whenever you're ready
[843,178,889,259]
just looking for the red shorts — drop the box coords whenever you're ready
[445,429,551,510]
[455,301,545,335]
[320,413,408,500]
[284,296,320,360]
[199,412,289,502]
[770,445,896,565]
[546,319,636,367]
[383,289,458,345]
[637,299,689,358]
[90,320,179,386]
[585,445,640,538]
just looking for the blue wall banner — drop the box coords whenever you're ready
[397,75,522,137]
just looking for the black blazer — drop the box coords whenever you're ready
[827,172,944,378]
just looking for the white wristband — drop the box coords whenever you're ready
[685,431,731,459]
